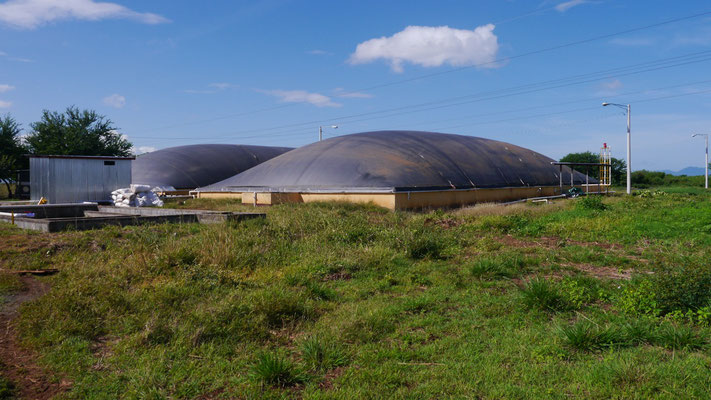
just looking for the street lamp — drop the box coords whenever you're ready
[692,133,709,189]
[319,125,338,141]
[602,102,631,194]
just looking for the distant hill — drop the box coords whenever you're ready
[659,166,706,176]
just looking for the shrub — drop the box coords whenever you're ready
[618,265,711,317]
[250,352,305,387]
[300,336,348,371]
[576,196,607,211]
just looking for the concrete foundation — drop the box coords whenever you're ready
[197,184,608,210]
[0,203,264,232]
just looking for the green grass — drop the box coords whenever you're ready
[1,193,711,398]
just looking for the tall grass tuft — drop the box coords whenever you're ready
[250,352,306,387]
[560,322,627,351]
[300,336,348,371]
[520,278,570,312]
[654,324,706,350]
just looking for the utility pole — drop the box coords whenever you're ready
[602,102,632,194]
[692,133,709,189]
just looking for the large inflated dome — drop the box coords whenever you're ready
[197,131,592,193]
[132,144,292,189]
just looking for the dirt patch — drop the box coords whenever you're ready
[496,235,623,251]
[193,387,226,400]
[323,271,352,281]
[424,217,461,230]
[560,263,632,280]
[318,367,345,391]
[0,275,69,399]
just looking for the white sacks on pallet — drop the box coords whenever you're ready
[111,185,164,207]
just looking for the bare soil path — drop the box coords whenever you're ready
[0,275,68,399]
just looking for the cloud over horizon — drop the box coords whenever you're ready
[0,100,12,108]
[348,24,499,73]
[261,89,341,108]
[0,0,169,29]
[555,0,590,12]
[0,84,14,93]
[103,93,126,108]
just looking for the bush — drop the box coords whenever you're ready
[250,352,305,387]
[618,265,711,317]
[576,196,607,211]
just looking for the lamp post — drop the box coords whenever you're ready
[692,133,709,189]
[319,125,338,141]
[602,102,631,194]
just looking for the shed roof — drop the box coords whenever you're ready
[197,130,593,193]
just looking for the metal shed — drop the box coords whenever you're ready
[30,155,134,204]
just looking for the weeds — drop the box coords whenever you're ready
[250,352,306,387]
[576,196,607,211]
[299,336,348,371]
[521,278,571,312]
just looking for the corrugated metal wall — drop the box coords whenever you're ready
[30,158,132,203]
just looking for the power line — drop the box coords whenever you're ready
[139,9,711,133]
[133,50,711,141]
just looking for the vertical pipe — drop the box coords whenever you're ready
[319,126,323,142]
[559,165,563,193]
[626,104,631,195]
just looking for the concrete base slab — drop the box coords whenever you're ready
[0,204,265,232]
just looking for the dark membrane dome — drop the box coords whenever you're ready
[197,131,594,193]
[132,144,293,189]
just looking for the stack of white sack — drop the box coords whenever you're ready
[111,184,164,207]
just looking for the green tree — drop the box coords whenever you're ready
[560,151,626,185]
[0,114,27,198]
[25,106,132,157]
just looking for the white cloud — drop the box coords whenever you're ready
[601,79,622,90]
[0,0,169,29]
[333,88,373,99]
[103,93,126,108]
[208,82,237,90]
[183,82,237,94]
[0,84,14,93]
[0,100,12,108]
[306,49,331,55]
[609,37,654,46]
[555,0,589,12]
[134,146,155,154]
[261,89,341,108]
[0,50,6,56]
[348,24,499,73]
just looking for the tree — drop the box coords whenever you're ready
[25,106,132,157]
[0,114,27,198]
[559,151,626,185]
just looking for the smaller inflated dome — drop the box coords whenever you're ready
[132,144,292,189]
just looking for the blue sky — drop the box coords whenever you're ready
[1,0,711,171]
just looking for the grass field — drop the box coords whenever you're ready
[2,188,711,398]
